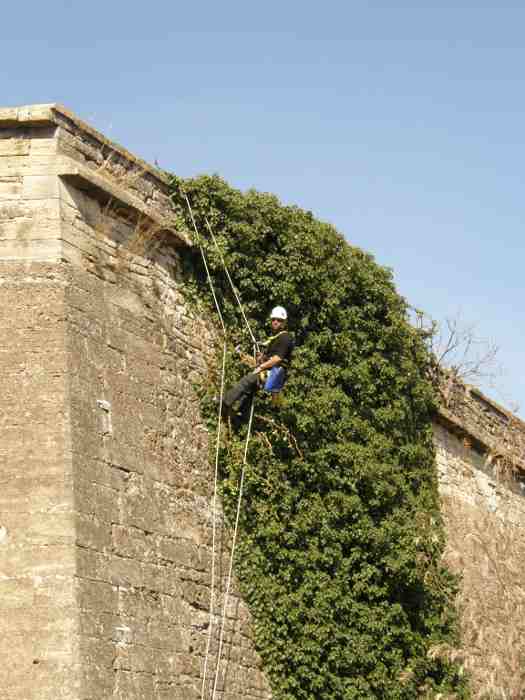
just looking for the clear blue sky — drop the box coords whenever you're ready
[2,1,524,415]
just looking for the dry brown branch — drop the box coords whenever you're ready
[255,430,274,454]
[254,413,304,459]
[411,309,501,406]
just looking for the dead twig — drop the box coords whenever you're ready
[255,413,304,459]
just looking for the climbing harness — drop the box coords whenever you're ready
[259,329,293,395]
[183,194,257,700]
[260,330,291,367]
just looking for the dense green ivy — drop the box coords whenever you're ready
[169,175,467,699]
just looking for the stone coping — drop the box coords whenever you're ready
[437,382,525,472]
[0,103,169,186]
[59,165,190,245]
[0,104,192,248]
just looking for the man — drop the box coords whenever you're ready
[222,306,294,424]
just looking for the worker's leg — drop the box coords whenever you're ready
[223,372,259,413]
[271,392,283,407]
[263,366,286,393]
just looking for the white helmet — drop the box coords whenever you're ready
[270,306,287,320]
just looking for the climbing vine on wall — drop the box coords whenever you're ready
[170,174,468,699]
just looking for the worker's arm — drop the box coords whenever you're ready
[239,351,257,367]
[238,349,264,368]
[253,354,281,374]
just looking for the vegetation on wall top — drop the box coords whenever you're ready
[170,174,467,699]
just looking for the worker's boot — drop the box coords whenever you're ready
[220,401,232,422]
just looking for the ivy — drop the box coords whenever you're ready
[169,175,468,699]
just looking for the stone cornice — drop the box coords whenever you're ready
[436,381,525,473]
[0,104,191,249]
[0,103,169,186]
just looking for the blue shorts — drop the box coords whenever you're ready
[263,366,287,393]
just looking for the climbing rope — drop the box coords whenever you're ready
[183,193,257,700]
[183,194,226,335]
[211,398,256,700]
[204,216,260,353]
[183,194,226,700]
[199,338,226,700]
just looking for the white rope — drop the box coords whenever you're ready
[184,194,226,335]
[183,193,256,700]
[204,216,259,352]
[183,194,226,700]
[200,339,227,700]
[211,397,256,700]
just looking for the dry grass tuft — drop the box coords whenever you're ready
[115,212,165,269]
[87,157,168,268]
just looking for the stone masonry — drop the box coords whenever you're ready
[0,105,271,700]
[434,380,525,695]
[2,104,525,699]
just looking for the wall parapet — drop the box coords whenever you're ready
[436,378,525,479]
[0,103,191,265]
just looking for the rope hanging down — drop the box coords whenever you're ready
[204,216,260,353]
[183,194,226,335]
[212,400,255,700]
[201,340,226,700]
[183,194,256,700]
[183,194,226,700]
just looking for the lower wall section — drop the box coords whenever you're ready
[434,422,525,698]
[0,262,77,700]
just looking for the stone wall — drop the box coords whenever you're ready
[0,262,76,700]
[434,384,525,697]
[0,105,271,700]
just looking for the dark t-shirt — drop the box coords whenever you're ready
[264,332,294,367]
